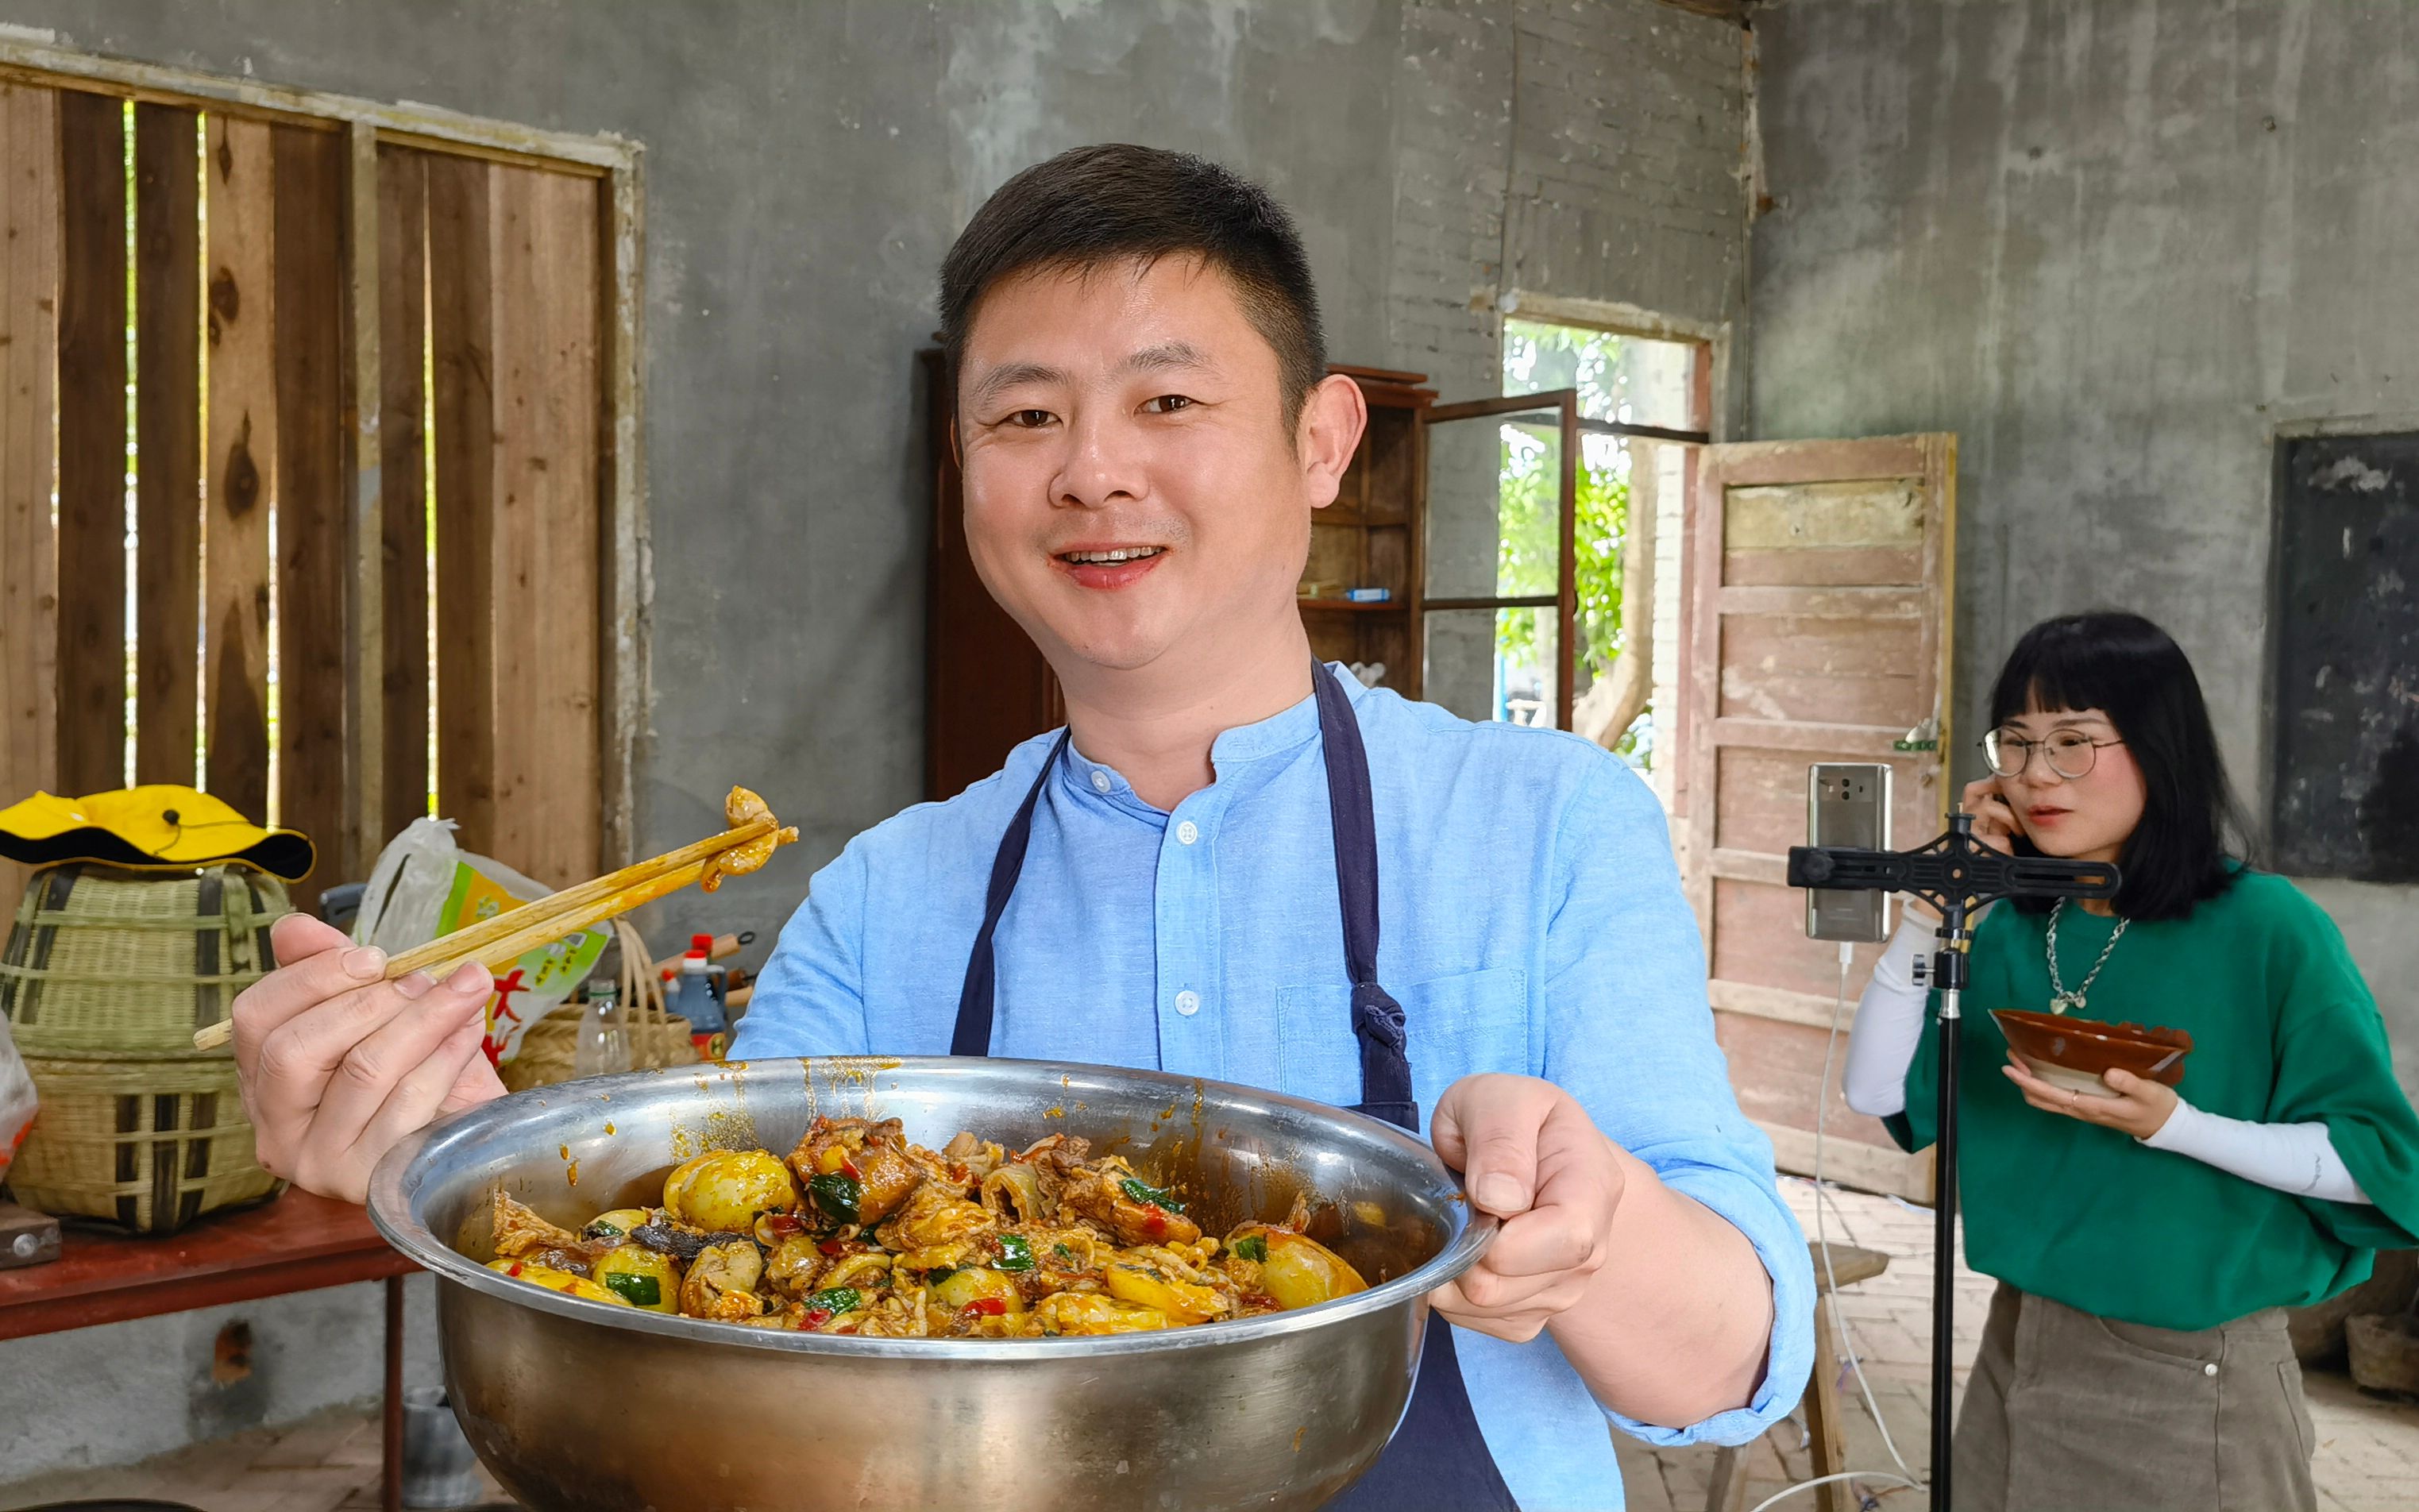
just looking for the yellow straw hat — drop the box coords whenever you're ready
[0,785,314,881]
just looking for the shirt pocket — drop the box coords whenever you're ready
[1275,966,1531,1113]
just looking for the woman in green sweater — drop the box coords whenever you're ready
[1842,611,2419,1512]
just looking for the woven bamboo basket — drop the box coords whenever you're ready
[499,920,701,1094]
[0,862,290,1232]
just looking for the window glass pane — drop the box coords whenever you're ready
[1423,406,1559,603]
[1503,318,1697,432]
[1422,607,1563,730]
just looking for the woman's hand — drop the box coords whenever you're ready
[1962,776,2021,855]
[2002,1051,2178,1140]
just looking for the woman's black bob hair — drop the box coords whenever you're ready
[1988,611,2252,921]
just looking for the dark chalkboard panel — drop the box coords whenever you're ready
[2271,432,2419,882]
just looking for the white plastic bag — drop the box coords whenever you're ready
[0,1009,35,1185]
[353,819,608,1066]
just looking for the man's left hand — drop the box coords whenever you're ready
[2001,1051,2178,1140]
[1426,1074,1625,1344]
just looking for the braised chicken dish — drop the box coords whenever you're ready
[482,1117,1368,1336]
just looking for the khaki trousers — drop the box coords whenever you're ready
[1953,1282,2317,1512]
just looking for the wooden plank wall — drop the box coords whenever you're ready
[0,86,611,908]
[375,144,429,846]
[203,115,277,824]
[270,122,347,881]
[133,103,202,788]
[426,149,498,858]
[53,91,126,796]
[0,83,60,912]
[484,164,601,888]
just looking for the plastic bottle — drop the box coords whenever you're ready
[671,934,727,1059]
[572,981,631,1079]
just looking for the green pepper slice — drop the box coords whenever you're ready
[807,1171,862,1225]
[1231,1234,1267,1262]
[993,1233,1036,1272]
[806,1285,862,1315]
[600,1271,661,1308]
[1119,1176,1185,1213]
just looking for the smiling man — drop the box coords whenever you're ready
[229,145,1810,1509]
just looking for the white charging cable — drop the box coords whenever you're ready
[1814,940,1918,1477]
[1736,938,1927,1511]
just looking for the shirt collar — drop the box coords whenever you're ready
[1055,662,1368,817]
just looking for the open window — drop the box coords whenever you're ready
[1417,320,1712,741]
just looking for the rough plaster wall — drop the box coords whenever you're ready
[0,0,1746,1478]
[1750,0,2419,1090]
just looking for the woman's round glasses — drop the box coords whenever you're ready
[1981,727,2123,780]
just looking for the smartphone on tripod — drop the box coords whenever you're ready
[1806,763,1892,942]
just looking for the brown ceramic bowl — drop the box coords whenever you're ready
[1991,1009,2193,1098]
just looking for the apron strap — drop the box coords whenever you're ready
[950,730,1071,1057]
[1314,660,1414,1120]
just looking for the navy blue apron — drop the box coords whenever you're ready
[951,661,1520,1510]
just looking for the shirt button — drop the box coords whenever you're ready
[2202,1363,2218,1377]
[1175,990,1201,1016]
[1090,770,1112,793]
[1176,820,1199,846]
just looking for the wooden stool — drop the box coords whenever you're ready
[1705,1240,1891,1512]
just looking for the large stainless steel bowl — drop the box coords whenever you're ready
[366,1055,1495,1512]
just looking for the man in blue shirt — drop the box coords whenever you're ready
[230,145,1811,1509]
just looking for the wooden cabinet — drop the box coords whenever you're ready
[1298,365,1436,696]
[922,362,1437,800]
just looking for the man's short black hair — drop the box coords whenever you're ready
[939,144,1328,426]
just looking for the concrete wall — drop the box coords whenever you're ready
[0,0,1748,1479]
[1395,0,1748,716]
[0,1274,444,1481]
[1748,0,2419,1091]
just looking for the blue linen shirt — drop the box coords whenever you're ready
[735,670,1812,1510]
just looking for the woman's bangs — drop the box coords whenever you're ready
[1991,629,2128,728]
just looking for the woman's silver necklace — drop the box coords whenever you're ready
[2046,899,2127,1016]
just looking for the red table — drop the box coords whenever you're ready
[0,1190,415,1512]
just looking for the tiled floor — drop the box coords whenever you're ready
[5,1182,2415,1511]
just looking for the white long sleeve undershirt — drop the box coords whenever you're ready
[1841,912,2373,1205]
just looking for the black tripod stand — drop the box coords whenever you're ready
[1787,812,2119,1512]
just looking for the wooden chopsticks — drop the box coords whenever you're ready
[193,788,797,1051]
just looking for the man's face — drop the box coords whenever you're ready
[955,256,1348,681]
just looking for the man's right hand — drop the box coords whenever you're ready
[232,913,505,1203]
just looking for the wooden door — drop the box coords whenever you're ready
[1680,434,1956,1201]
